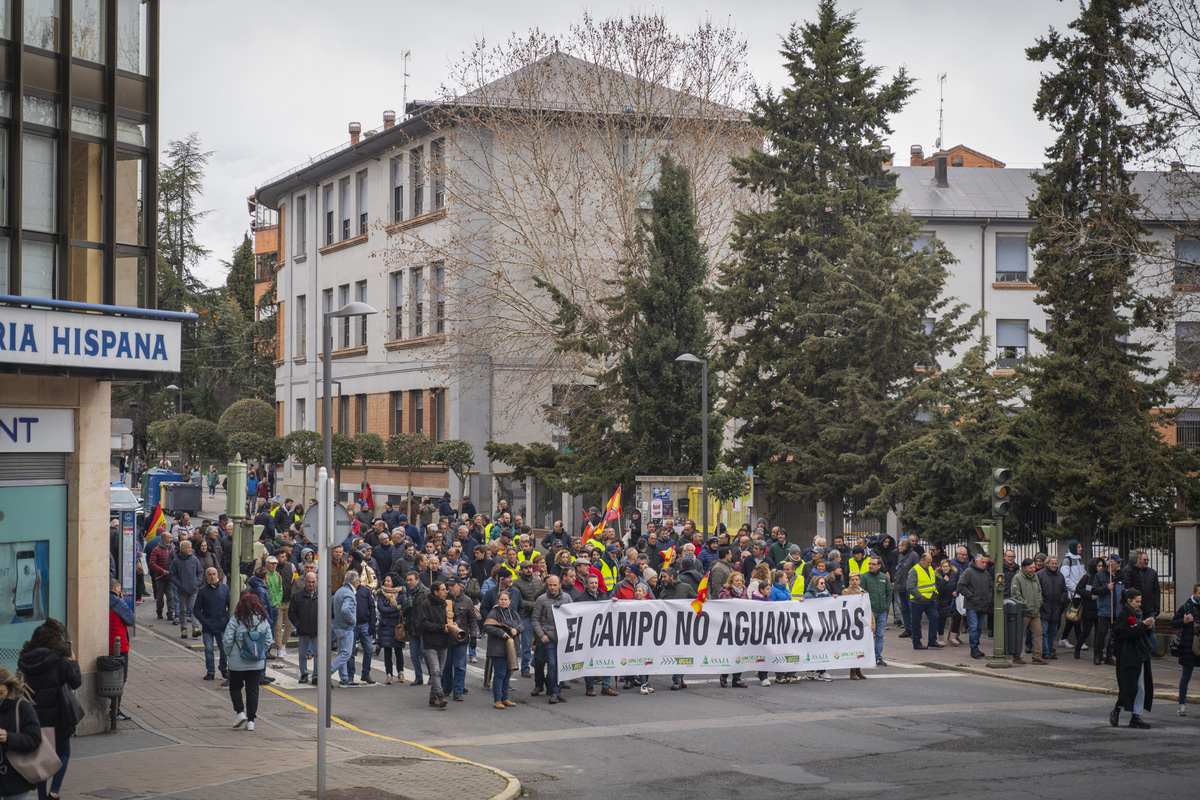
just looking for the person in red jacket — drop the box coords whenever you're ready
[109,579,133,720]
[148,531,175,620]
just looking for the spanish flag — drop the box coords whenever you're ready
[661,545,676,570]
[147,502,166,536]
[582,509,598,545]
[601,486,622,524]
[690,572,709,615]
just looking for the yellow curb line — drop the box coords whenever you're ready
[265,685,522,800]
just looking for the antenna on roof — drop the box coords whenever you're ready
[402,50,412,113]
[935,72,947,150]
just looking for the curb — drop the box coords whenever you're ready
[138,622,521,800]
[918,660,1200,705]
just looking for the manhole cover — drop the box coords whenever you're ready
[514,773,557,783]
[346,756,417,767]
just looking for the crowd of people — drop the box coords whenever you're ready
[121,474,1197,731]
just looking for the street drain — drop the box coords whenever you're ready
[346,756,418,767]
[514,773,557,783]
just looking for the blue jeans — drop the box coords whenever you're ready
[911,602,938,646]
[36,728,69,798]
[873,610,888,661]
[1041,618,1059,657]
[535,640,559,695]
[521,619,535,672]
[966,609,984,652]
[202,630,228,676]
[353,623,373,679]
[491,656,511,702]
[584,675,611,691]
[409,634,425,682]
[441,641,468,695]
[330,627,356,679]
[1179,664,1194,704]
[897,593,912,633]
[297,634,315,678]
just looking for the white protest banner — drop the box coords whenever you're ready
[553,595,873,676]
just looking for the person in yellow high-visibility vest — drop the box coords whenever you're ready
[783,561,806,600]
[906,553,942,651]
[848,546,871,577]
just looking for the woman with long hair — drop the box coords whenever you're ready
[1110,587,1155,728]
[194,536,220,580]
[17,619,80,800]
[717,572,748,688]
[221,593,272,731]
[0,666,42,800]
[376,573,407,685]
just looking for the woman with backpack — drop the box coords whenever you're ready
[221,593,271,731]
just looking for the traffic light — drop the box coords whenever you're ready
[991,467,1012,517]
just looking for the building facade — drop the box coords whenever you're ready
[0,0,182,734]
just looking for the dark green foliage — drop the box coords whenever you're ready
[354,433,387,483]
[224,233,256,320]
[707,464,748,506]
[434,439,475,500]
[179,418,226,465]
[219,399,275,441]
[388,433,435,514]
[330,433,359,493]
[1020,0,1192,536]
[287,430,324,469]
[712,0,968,510]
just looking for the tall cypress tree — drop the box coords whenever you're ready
[712,0,967,508]
[1021,0,1188,536]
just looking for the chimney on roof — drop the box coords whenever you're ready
[882,146,893,167]
[910,144,924,166]
[349,121,362,145]
[383,110,396,130]
[933,150,949,188]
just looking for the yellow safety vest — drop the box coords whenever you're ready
[517,549,537,563]
[910,564,937,603]
[849,557,870,576]
[598,559,618,588]
[501,562,519,580]
[789,574,806,600]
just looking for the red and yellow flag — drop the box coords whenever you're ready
[148,502,166,536]
[582,508,598,545]
[661,545,676,570]
[602,486,622,524]
[690,572,709,615]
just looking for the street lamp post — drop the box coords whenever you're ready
[675,353,708,537]
[317,301,376,800]
[165,383,183,414]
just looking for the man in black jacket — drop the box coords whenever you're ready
[351,576,378,684]
[193,567,230,681]
[405,572,429,685]
[956,553,992,659]
[1038,555,1069,660]
[289,571,320,683]
[1123,552,1162,650]
[417,581,451,707]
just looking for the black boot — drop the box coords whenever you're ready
[1109,704,1121,728]
[1129,715,1151,729]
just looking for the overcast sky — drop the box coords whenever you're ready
[161,0,1079,287]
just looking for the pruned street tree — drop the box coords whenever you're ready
[330,433,359,498]
[354,433,387,484]
[434,439,475,504]
[387,433,435,517]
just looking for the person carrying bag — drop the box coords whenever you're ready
[0,666,59,799]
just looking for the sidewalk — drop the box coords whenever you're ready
[883,616,1200,704]
[67,622,519,800]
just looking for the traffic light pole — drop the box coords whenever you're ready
[986,514,1010,669]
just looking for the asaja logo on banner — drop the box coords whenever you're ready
[587,657,616,670]
[701,656,731,667]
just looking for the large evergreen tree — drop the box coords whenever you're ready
[224,232,256,320]
[1021,0,1189,537]
[712,0,967,508]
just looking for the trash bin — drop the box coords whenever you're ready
[96,655,125,698]
[1004,598,1024,656]
[161,481,201,515]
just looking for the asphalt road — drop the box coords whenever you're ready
[294,655,1200,800]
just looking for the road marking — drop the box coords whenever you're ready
[265,685,465,762]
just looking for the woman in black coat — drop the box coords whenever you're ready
[1072,558,1100,660]
[1170,581,1200,717]
[17,620,80,800]
[1110,588,1155,729]
[0,666,45,799]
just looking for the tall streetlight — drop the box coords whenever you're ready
[675,353,708,537]
[165,383,183,414]
[317,299,376,800]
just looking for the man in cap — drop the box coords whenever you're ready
[513,561,543,676]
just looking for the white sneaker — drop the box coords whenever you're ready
[805,671,816,681]
[1058,639,1071,648]
[639,683,654,694]
[816,672,833,682]
[233,711,247,728]
[760,678,771,686]
[1179,704,1188,717]
[246,720,255,731]
[1081,644,1089,650]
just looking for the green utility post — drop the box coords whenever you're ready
[226,454,248,602]
[987,467,1013,670]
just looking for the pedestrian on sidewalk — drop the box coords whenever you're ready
[484,590,520,709]
[957,553,992,660]
[417,581,451,708]
[222,593,271,732]
[1110,588,1155,729]
[18,619,80,800]
[330,571,360,687]
[169,540,203,639]
[861,556,891,666]
[1010,559,1046,665]
[193,568,230,682]
[1072,558,1100,660]
[206,465,219,497]
[1092,556,1116,665]
[108,581,132,720]
[289,571,320,684]
[1170,582,1200,717]
[0,667,43,800]
[905,553,941,651]
[376,574,407,685]
[1060,540,1087,649]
